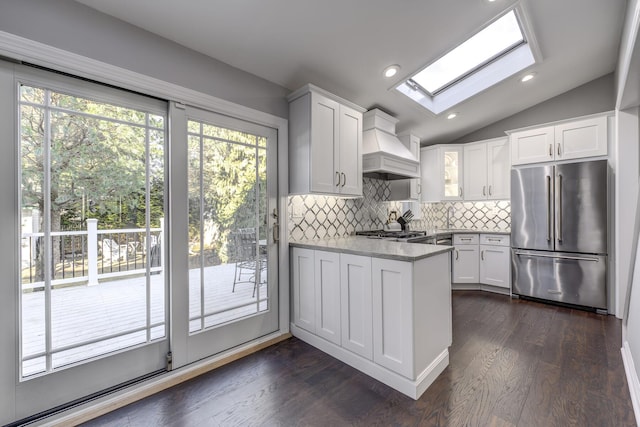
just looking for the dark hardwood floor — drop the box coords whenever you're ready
[83,291,637,426]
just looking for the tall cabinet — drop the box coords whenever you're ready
[288,84,365,196]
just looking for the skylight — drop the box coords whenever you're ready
[396,7,538,115]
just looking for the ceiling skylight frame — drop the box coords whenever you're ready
[395,5,541,116]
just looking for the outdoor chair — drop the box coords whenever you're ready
[230,228,266,297]
[100,238,127,262]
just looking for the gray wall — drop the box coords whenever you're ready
[452,73,615,144]
[0,0,289,118]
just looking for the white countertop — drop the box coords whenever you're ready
[289,236,453,262]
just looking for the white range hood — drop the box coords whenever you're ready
[362,109,420,180]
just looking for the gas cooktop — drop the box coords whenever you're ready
[355,230,427,239]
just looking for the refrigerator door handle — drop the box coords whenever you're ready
[513,251,599,262]
[556,174,563,242]
[546,175,552,241]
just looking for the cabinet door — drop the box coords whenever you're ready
[292,248,316,333]
[452,245,479,283]
[372,258,413,378]
[314,251,341,345]
[480,245,511,289]
[443,147,464,200]
[340,254,373,360]
[486,138,511,199]
[555,115,607,160]
[463,143,488,200]
[510,126,555,165]
[420,146,441,202]
[338,105,363,196]
[310,93,339,193]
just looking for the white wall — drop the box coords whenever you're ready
[0,0,290,118]
[615,108,640,319]
[617,0,640,421]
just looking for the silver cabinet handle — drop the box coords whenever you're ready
[557,143,561,157]
[514,251,599,262]
[459,187,462,197]
[549,144,552,157]
[417,183,421,194]
[481,250,484,261]
[455,250,459,260]
[341,172,346,187]
[546,175,552,242]
[487,238,501,242]
[482,186,486,196]
[335,171,340,187]
[556,174,563,242]
[488,185,492,196]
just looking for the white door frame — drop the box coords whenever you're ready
[0,31,289,425]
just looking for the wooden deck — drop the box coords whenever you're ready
[21,263,267,377]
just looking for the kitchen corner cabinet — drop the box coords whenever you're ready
[452,234,479,283]
[389,134,421,201]
[463,137,510,200]
[420,145,464,202]
[510,114,609,166]
[288,84,365,196]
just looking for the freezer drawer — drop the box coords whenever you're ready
[511,249,607,310]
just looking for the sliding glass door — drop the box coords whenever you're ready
[174,106,279,364]
[12,67,169,419]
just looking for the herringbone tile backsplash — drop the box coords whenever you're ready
[288,178,510,240]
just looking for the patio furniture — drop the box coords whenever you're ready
[100,238,127,262]
[230,228,266,297]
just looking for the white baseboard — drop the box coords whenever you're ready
[291,323,449,400]
[621,341,640,425]
[451,283,511,295]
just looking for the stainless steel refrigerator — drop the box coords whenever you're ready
[511,159,608,311]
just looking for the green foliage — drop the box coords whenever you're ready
[20,85,165,231]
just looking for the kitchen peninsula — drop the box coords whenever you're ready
[289,237,453,399]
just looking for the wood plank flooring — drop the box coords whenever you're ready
[82,291,637,426]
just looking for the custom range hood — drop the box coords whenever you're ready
[362,109,420,180]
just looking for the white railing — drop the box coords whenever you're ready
[21,218,164,290]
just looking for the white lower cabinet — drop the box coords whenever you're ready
[479,234,511,289]
[314,250,341,345]
[292,247,316,333]
[372,258,413,378]
[452,234,511,291]
[340,253,373,359]
[452,234,479,283]
[290,246,453,398]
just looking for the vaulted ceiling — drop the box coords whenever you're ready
[76,0,627,144]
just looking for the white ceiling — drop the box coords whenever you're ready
[76,0,627,144]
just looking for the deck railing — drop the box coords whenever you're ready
[21,218,164,290]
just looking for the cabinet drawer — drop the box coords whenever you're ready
[453,234,479,245]
[480,234,510,246]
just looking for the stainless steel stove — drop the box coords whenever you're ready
[355,229,427,241]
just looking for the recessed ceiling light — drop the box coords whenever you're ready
[447,112,458,120]
[521,72,536,82]
[383,65,400,78]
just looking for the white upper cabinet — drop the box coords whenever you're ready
[288,84,365,196]
[421,145,464,202]
[463,143,488,200]
[509,113,609,166]
[486,138,511,199]
[463,137,510,200]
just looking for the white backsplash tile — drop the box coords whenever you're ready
[288,178,510,239]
